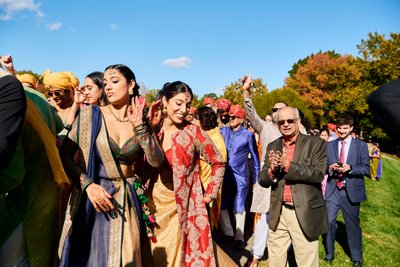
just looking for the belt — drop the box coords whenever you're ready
[283,202,295,209]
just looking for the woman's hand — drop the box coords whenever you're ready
[203,195,213,205]
[148,99,163,128]
[74,86,86,105]
[86,183,115,213]
[128,96,146,127]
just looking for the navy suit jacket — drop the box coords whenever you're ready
[325,138,370,203]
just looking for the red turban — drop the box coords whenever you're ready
[216,99,231,112]
[229,104,246,119]
[203,97,214,106]
[327,123,336,131]
[189,106,196,115]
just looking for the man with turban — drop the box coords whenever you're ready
[43,70,78,124]
[16,74,37,89]
[219,104,260,250]
[216,98,231,126]
[185,106,197,123]
[203,97,215,108]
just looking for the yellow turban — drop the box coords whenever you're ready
[42,71,73,90]
[66,71,79,88]
[16,73,37,88]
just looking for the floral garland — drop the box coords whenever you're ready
[132,177,157,243]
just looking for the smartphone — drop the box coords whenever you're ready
[336,162,343,167]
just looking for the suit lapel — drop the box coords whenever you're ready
[293,134,305,162]
[333,139,339,161]
[346,137,357,164]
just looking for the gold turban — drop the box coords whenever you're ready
[42,71,73,90]
[16,73,37,88]
[65,71,80,88]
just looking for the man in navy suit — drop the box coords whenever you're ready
[324,115,369,267]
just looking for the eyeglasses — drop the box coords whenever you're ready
[277,118,298,126]
[272,107,282,113]
[48,90,69,97]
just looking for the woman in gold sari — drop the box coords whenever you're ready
[58,64,164,267]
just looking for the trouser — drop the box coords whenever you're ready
[326,186,362,261]
[219,209,247,241]
[0,223,29,267]
[268,206,319,267]
[252,212,269,259]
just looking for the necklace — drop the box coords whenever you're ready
[107,105,129,123]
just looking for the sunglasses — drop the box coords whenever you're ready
[277,118,298,126]
[229,116,238,120]
[272,107,282,113]
[48,90,69,97]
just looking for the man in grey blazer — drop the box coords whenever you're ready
[324,115,369,267]
[259,107,328,267]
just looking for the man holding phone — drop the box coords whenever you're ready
[324,115,370,267]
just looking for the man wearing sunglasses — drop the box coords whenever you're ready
[43,71,77,124]
[258,106,328,267]
[219,104,260,250]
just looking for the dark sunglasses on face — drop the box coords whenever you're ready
[229,116,237,120]
[48,90,69,97]
[277,118,297,126]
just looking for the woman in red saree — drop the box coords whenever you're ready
[147,81,236,266]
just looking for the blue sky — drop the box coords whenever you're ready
[1,0,399,97]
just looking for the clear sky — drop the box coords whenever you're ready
[1,0,399,97]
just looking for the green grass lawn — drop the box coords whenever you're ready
[259,155,400,266]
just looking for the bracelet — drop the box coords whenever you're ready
[133,122,149,135]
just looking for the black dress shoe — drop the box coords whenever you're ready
[324,255,334,262]
[353,260,363,267]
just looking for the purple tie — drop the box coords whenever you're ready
[336,141,346,189]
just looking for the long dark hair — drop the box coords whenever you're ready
[104,64,140,97]
[86,71,108,105]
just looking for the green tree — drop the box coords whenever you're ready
[221,77,267,106]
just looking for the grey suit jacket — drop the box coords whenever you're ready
[258,133,328,239]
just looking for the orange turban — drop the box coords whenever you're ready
[16,73,37,88]
[229,104,246,119]
[327,123,336,131]
[42,71,74,90]
[203,97,214,106]
[66,71,80,88]
[216,99,231,112]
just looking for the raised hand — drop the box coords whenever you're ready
[128,96,146,127]
[74,86,86,105]
[0,55,15,75]
[241,72,252,92]
[148,99,163,128]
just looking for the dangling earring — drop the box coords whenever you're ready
[162,106,167,115]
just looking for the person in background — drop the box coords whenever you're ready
[220,104,260,250]
[324,115,369,267]
[193,106,227,230]
[203,96,215,108]
[242,73,285,266]
[369,142,382,181]
[319,128,330,142]
[58,64,164,267]
[258,106,328,267]
[147,81,234,266]
[264,113,273,122]
[16,73,37,89]
[215,98,231,126]
[327,123,338,141]
[185,106,196,123]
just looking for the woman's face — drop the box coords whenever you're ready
[103,69,134,105]
[320,131,329,142]
[163,92,192,126]
[83,77,103,105]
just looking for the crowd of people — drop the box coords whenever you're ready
[0,55,391,267]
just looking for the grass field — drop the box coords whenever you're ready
[259,155,400,267]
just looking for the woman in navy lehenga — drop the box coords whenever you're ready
[58,64,164,267]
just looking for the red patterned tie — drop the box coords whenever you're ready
[336,141,346,189]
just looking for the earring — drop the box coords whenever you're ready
[162,106,167,115]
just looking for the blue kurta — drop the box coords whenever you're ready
[220,126,260,213]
